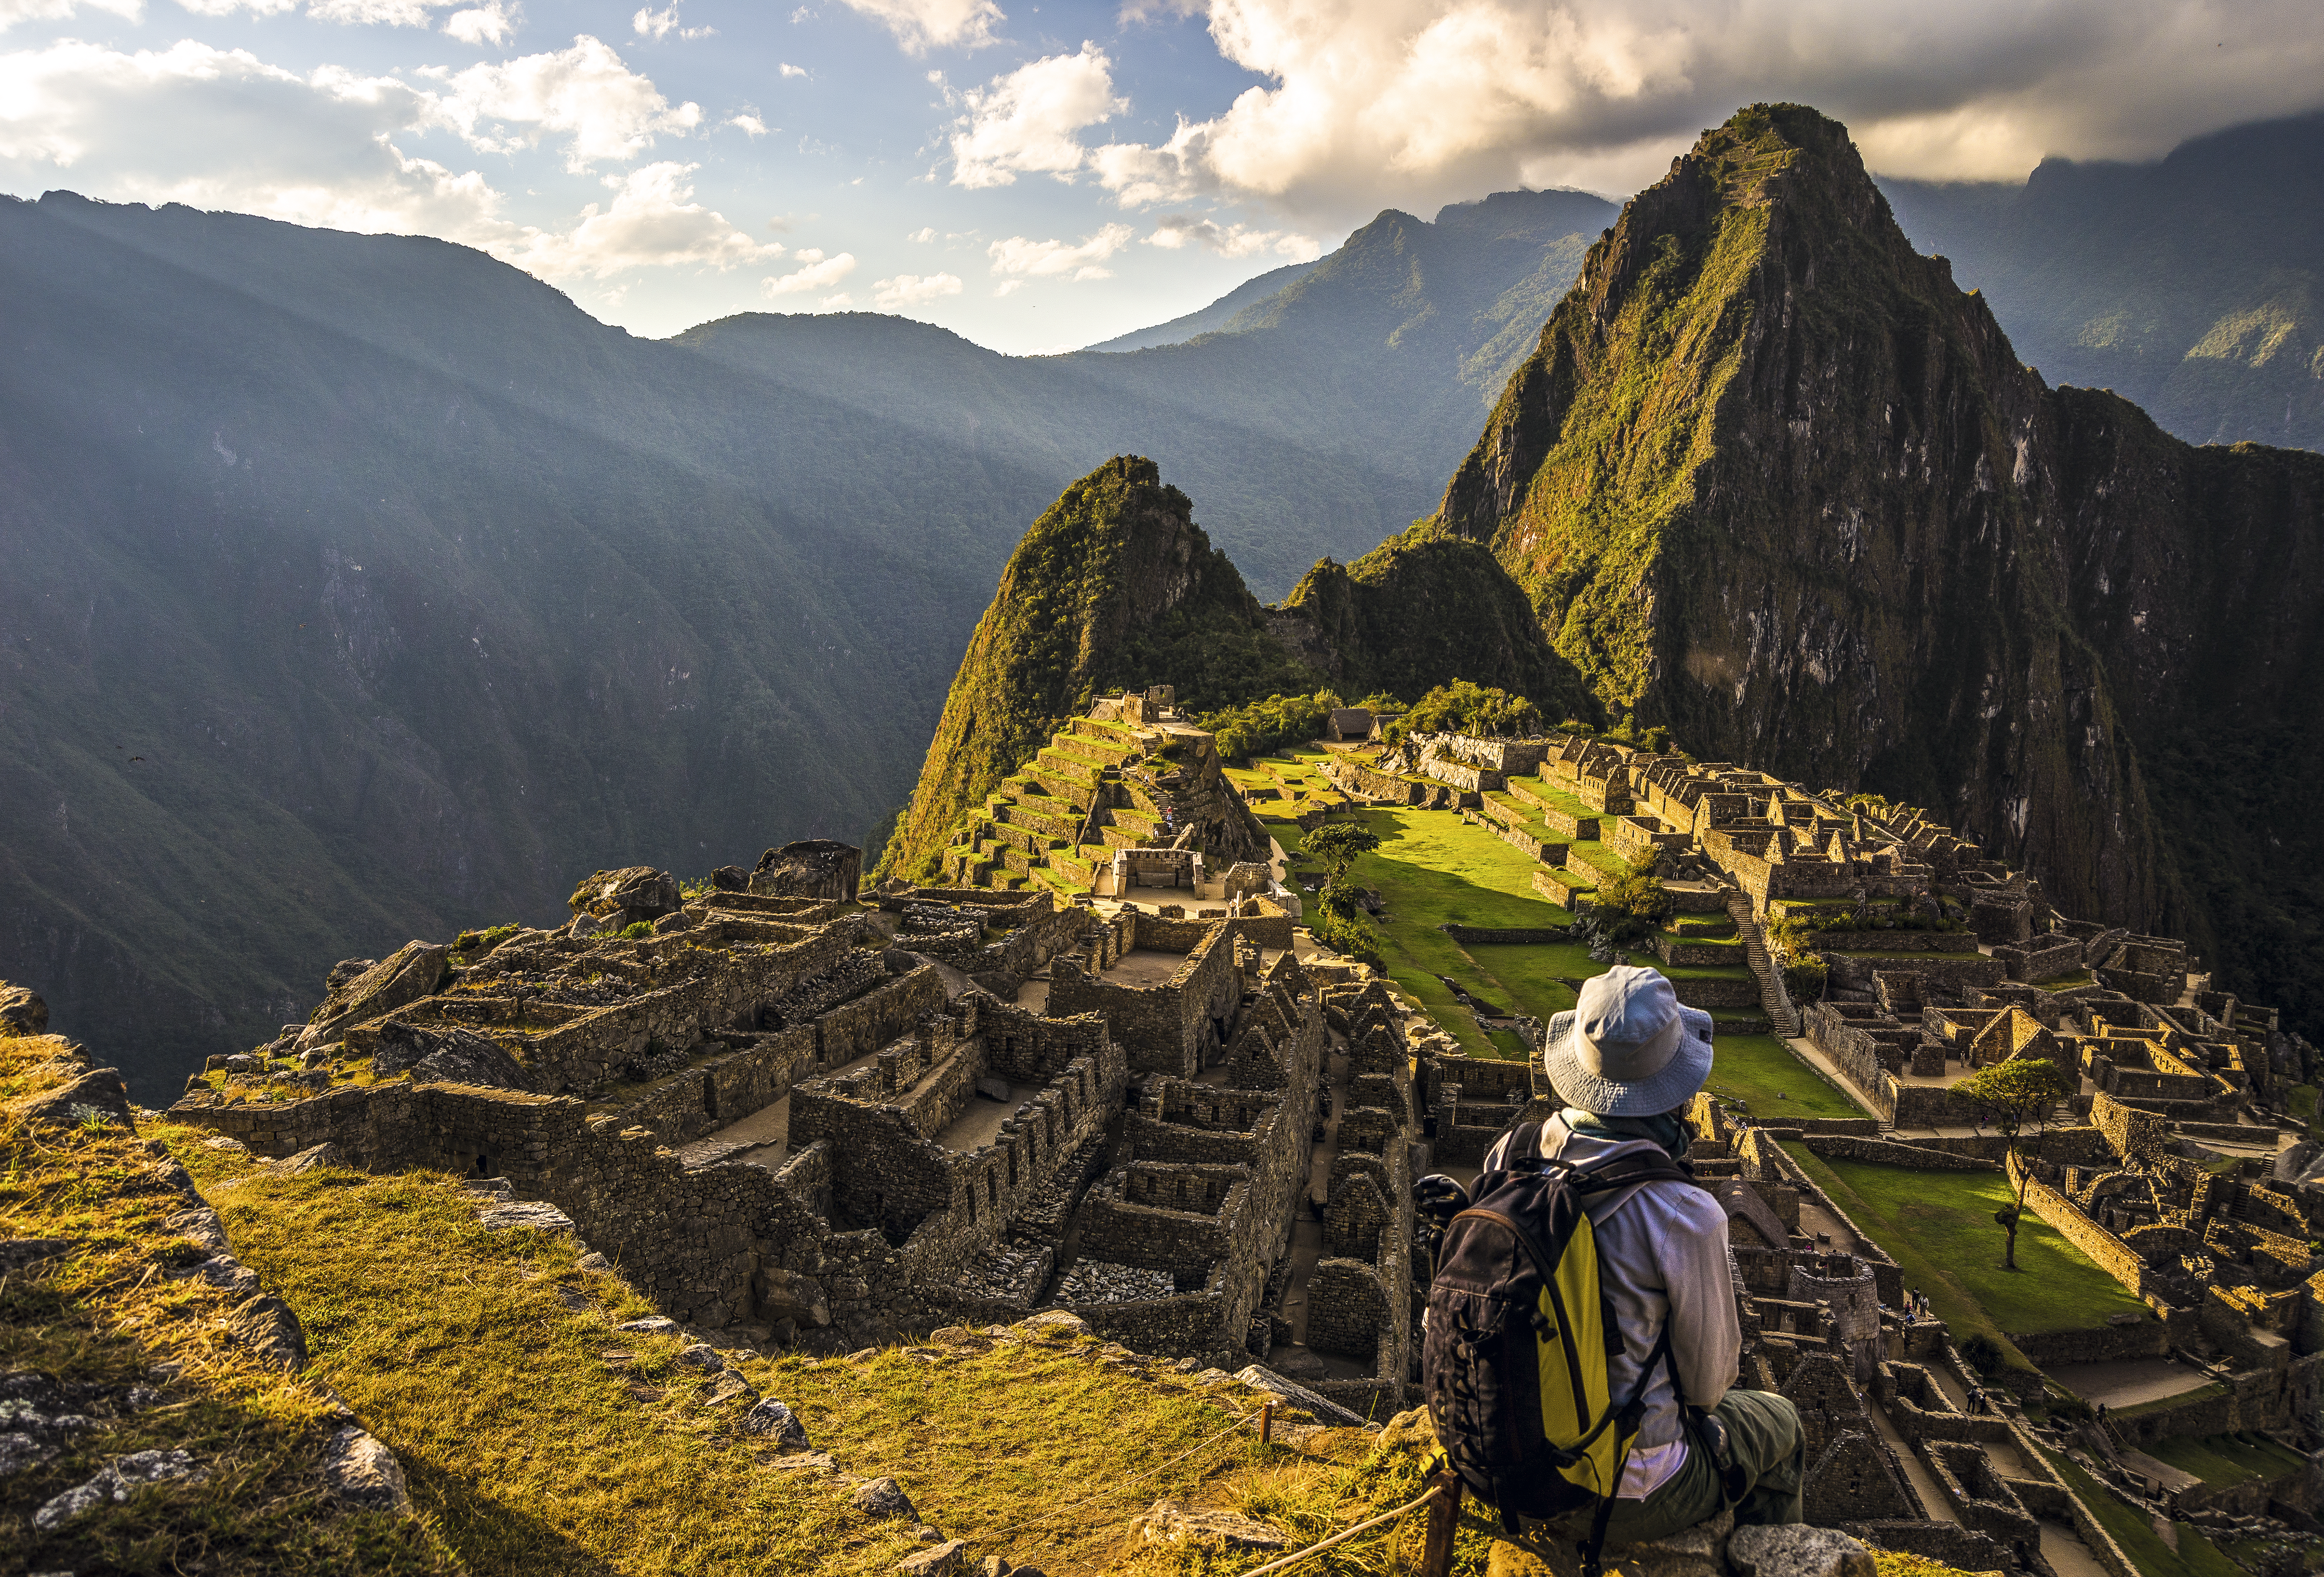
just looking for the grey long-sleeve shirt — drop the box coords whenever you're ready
[1481,1113,1741,1495]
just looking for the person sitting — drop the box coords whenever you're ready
[1473,966,1806,1572]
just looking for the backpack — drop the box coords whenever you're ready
[1421,1123,1700,1574]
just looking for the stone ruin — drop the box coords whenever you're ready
[161,835,1424,1416]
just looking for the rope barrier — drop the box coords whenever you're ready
[1232,1482,1447,1577]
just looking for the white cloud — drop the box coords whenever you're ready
[1075,0,2324,218]
[949,42,1121,189]
[818,291,852,309]
[442,0,516,44]
[630,4,711,40]
[0,39,769,287]
[0,39,507,233]
[169,0,300,14]
[1144,213,1315,259]
[779,62,806,78]
[904,225,934,242]
[986,223,1130,286]
[509,161,784,278]
[726,111,767,135]
[1,0,141,29]
[305,0,432,21]
[426,35,701,172]
[761,247,857,294]
[872,270,960,308]
[838,0,1001,53]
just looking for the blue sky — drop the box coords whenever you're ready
[4,0,2321,354]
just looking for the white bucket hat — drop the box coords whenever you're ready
[1541,964,1714,1116]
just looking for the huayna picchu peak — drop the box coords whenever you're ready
[1435,103,2324,1036]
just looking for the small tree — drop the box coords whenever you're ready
[1954,1057,2074,1271]
[1305,822,1382,904]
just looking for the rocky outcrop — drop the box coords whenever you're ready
[1434,103,2324,1035]
[296,942,449,1054]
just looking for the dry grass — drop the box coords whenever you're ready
[164,1129,1495,1576]
[0,1033,454,1574]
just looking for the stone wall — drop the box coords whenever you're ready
[1798,1135,1999,1172]
[1306,1257,1389,1365]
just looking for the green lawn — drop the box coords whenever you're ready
[2144,1432,2311,1490]
[1787,1149,2149,1337]
[1703,1035,1863,1119]
[1513,779,1601,822]
[1273,808,1598,1059]
[2044,1450,2248,1577]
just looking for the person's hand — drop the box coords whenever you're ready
[1414,1174,1470,1222]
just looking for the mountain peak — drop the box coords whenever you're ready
[1427,102,2324,1031]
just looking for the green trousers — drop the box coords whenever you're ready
[1485,1390,1805,1576]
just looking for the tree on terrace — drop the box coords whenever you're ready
[1953,1056,2075,1271]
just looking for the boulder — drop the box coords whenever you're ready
[739,1397,810,1448]
[0,1238,72,1275]
[852,1476,917,1520]
[0,982,49,1037]
[674,1343,723,1370]
[12,1064,135,1131]
[33,1449,206,1531]
[479,1201,575,1233]
[616,1315,680,1335]
[265,1143,344,1176]
[298,942,448,1053]
[1015,1309,1088,1339]
[1137,1499,1287,1551]
[898,1542,967,1577]
[750,840,863,900]
[371,1021,535,1091]
[710,864,750,891]
[321,1426,412,1514]
[165,1207,231,1254]
[226,1295,308,1372]
[1231,1365,1368,1427]
[1727,1525,1877,1577]
[568,866,681,925]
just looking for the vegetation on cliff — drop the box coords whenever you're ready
[1268,522,1595,718]
[1434,104,2324,1035]
[879,457,1317,881]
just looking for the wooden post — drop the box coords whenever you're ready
[1260,1400,1274,1444]
[1417,1470,1463,1577]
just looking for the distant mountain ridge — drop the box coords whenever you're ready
[1881,110,2324,453]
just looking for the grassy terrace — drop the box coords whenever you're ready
[1222,749,1350,816]
[161,1135,1494,1577]
[1784,1147,2147,1364]
[1706,1034,1862,1120]
[2144,1432,2312,1490]
[2042,1449,2251,1577]
[1270,805,1835,1116]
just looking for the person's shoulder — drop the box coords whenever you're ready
[1640,1176,1732,1231]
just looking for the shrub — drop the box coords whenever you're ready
[1308,903,1382,967]
[619,921,654,940]
[1382,679,1540,743]
[1198,690,1337,762]
[1959,1332,2004,1375]
[1782,958,1829,1004]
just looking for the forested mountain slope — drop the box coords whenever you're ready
[1436,104,2324,1034]
[0,192,1054,1094]
[1882,111,2324,453]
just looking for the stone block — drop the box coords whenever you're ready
[1727,1525,1876,1577]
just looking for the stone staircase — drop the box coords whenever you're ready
[1726,891,1803,1038]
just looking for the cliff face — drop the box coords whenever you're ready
[1435,105,2324,1031]
[881,456,1315,880]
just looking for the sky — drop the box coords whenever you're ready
[3,0,2321,355]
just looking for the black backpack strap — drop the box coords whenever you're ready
[1577,1322,1674,1577]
